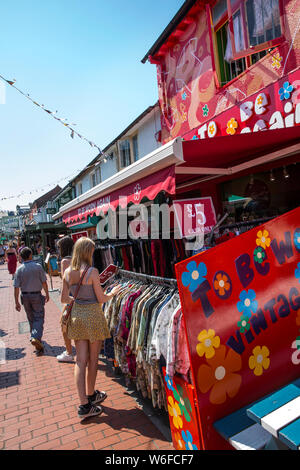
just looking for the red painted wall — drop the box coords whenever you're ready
[151,0,300,143]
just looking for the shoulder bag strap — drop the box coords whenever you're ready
[72,265,90,301]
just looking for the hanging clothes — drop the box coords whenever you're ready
[102,272,189,412]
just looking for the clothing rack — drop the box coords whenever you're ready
[117,268,178,287]
[217,216,275,232]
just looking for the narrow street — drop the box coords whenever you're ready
[0,265,172,451]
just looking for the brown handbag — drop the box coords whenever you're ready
[61,266,89,333]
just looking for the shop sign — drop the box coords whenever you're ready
[185,70,300,141]
[175,207,300,449]
[71,231,88,242]
[99,264,118,285]
[173,197,216,238]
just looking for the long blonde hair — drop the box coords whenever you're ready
[71,237,95,270]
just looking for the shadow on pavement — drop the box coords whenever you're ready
[80,403,166,439]
[41,341,76,359]
[5,347,26,361]
[0,371,20,389]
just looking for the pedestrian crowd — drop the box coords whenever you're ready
[10,236,121,421]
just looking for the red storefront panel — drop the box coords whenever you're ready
[162,368,203,451]
[63,165,175,227]
[175,207,300,449]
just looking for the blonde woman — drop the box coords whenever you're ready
[61,237,120,420]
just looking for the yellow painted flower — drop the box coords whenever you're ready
[271,52,282,70]
[226,118,238,135]
[256,229,271,249]
[249,346,270,376]
[196,329,220,359]
[167,396,183,429]
[257,95,264,105]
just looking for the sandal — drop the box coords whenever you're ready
[88,390,107,405]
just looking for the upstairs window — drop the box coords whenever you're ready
[91,166,101,188]
[77,182,83,196]
[210,0,284,86]
[132,135,139,162]
[119,140,131,168]
[227,0,283,59]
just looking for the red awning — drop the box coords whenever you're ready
[63,165,175,227]
[176,126,300,185]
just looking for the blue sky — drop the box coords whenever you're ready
[0,0,183,211]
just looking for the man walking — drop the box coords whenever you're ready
[14,247,49,355]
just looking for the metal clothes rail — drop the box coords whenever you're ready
[117,268,177,287]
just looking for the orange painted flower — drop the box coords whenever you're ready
[256,229,271,249]
[226,118,238,135]
[167,396,183,429]
[197,345,242,405]
[249,346,270,376]
[174,431,185,450]
[214,273,231,296]
[256,95,264,105]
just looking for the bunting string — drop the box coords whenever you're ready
[0,170,82,202]
[0,74,110,162]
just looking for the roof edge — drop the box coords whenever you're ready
[141,0,197,64]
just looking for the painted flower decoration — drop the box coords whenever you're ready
[192,135,199,140]
[237,315,251,334]
[202,104,209,117]
[256,229,271,249]
[295,262,300,283]
[213,272,231,298]
[182,92,187,101]
[279,81,294,101]
[294,230,300,250]
[165,374,174,391]
[173,384,192,422]
[256,95,264,105]
[167,396,183,429]
[208,122,217,137]
[271,52,282,70]
[196,329,220,359]
[237,289,258,318]
[181,260,207,293]
[254,246,266,264]
[133,183,142,202]
[197,345,242,405]
[181,430,198,450]
[174,431,185,450]
[226,118,238,135]
[249,346,270,376]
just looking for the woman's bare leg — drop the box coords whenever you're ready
[86,340,102,396]
[74,340,89,405]
[62,326,73,355]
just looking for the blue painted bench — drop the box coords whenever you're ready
[214,379,300,450]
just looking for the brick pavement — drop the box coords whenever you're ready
[0,264,173,451]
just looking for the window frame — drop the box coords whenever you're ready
[207,0,285,88]
[132,134,139,162]
[119,139,132,169]
[90,165,101,188]
[227,0,285,61]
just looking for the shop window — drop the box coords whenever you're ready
[119,140,131,168]
[132,135,139,162]
[211,0,284,86]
